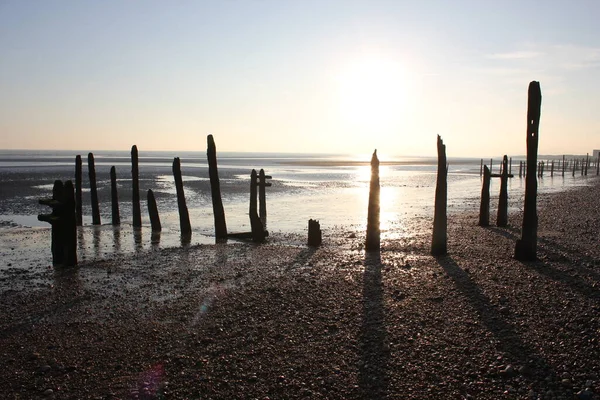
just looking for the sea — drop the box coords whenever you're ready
[0,149,594,266]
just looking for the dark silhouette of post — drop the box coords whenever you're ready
[207,135,227,240]
[88,153,101,225]
[480,159,483,177]
[147,189,161,232]
[38,180,77,267]
[509,157,512,175]
[519,161,523,178]
[585,153,589,175]
[597,155,599,176]
[550,160,554,177]
[259,169,267,228]
[562,155,566,177]
[479,165,491,226]
[249,169,266,242]
[75,155,82,226]
[431,136,447,256]
[308,219,322,247]
[131,145,142,228]
[515,81,541,261]
[365,150,380,252]
[110,166,120,225]
[490,158,493,174]
[497,155,509,227]
[172,157,191,237]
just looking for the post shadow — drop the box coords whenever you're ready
[359,250,388,399]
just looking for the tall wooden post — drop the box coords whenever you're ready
[147,189,161,232]
[110,166,120,225]
[490,158,493,174]
[562,155,566,177]
[75,155,82,226]
[131,145,142,228]
[596,155,599,176]
[515,81,541,261]
[365,150,380,252]
[509,157,512,175]
[480,159,483,177]
[207,135,227,240]
[581,158,584,176]
[88,153,101,225]
[479,165,491,226]
[259,169,267,229]
[173,157,192,237]
[431,136,448,255]
[497,155,509,227]
[585,154,589,175]
[249,169,266,242]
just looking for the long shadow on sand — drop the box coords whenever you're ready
[436,256,554,380]
[359,251,388,399]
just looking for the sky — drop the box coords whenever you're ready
[0,0,599,157]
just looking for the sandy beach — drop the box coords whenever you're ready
[1,180,599,399]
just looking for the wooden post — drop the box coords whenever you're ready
[585,153,589,175]
[207,135,227,240]
[597,155,599,176]
[249,169,266,242]
[258,169,267,229]
[110,166,120,225]
[497,155,509,227]
[519,161,522,178]
[88,153,101,225]
[478,165,491,226]
[480,159,483,177]
[365,150,380,252]
[308,219,322,247]
[131,145,142,228]
[562,155,565,177]
[431,136,448,255]
[581,158,584,176]
[38,180,77,267]
[509,157,512,175]
[173,157,192,237]
[75,155,82,226]
[147,189,161,232]
[573,158,576,177]
[515,81,541,261]
[490,158,493,174]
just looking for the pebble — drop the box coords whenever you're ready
[43,389,54,396]
[576,389,594,400]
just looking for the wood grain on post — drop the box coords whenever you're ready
[365,150,380,252]
[131,145,142,228]
[75,155,83,226]
[88,153,101,225]
[147,189,161,232]
[497,155,509,227]
[207,135,227,240]
[431,136,448,255]
[172,157,192,237]
[110,166,120,225]
[479,165,491,226]
[515,81,541,261]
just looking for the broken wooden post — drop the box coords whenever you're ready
[480,159,483,177]
[479,165,491,226]
[572,158,576,177]
[75,155,82,226]
[497,155,509,227]
[365,150,380,252]
[173,157,192,237]
[259,169,267,229]
[308,219,322,247]
[207,134,227,240]
[147,189,161,232]
[562,155,566,177]
[88,152,101,225]
[131,145,142,228]
[597,154,599,176]
[38,180,77,267]
[431,136,448,255]
[581,158,584,176]
[585,153,589,175]
[249,169,267,242]
[515,81,541,261]
[110,166,120,225]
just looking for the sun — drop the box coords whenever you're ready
[337,57,409,129]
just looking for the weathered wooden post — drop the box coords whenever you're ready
[480,159,483,177]
[173,157,192,237]
[259,169,267,228]
[207,134,227,240]
[550,160,554,177]
[478,165,491,226]
[597,154,599,176]
[509,157,512,175]
[365,150,380,252]
[131,145,142,228]
[581,158,584,176]
[584,153,589,175]
[75,155,82,226]
[431,136,447,256]
[110,166,120,225]
[497,155,509,227]
[562,155,566,177]
[490,158,493,174]
[88,153,101,225]
[147,189,161,232]
[515,81,541,261]
[308,219,322,247]
[38,180,77,267]
[519,161,523,178]
[572,158,576,177]
[249,169,267,242]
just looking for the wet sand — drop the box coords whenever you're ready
[0,180,599,399]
